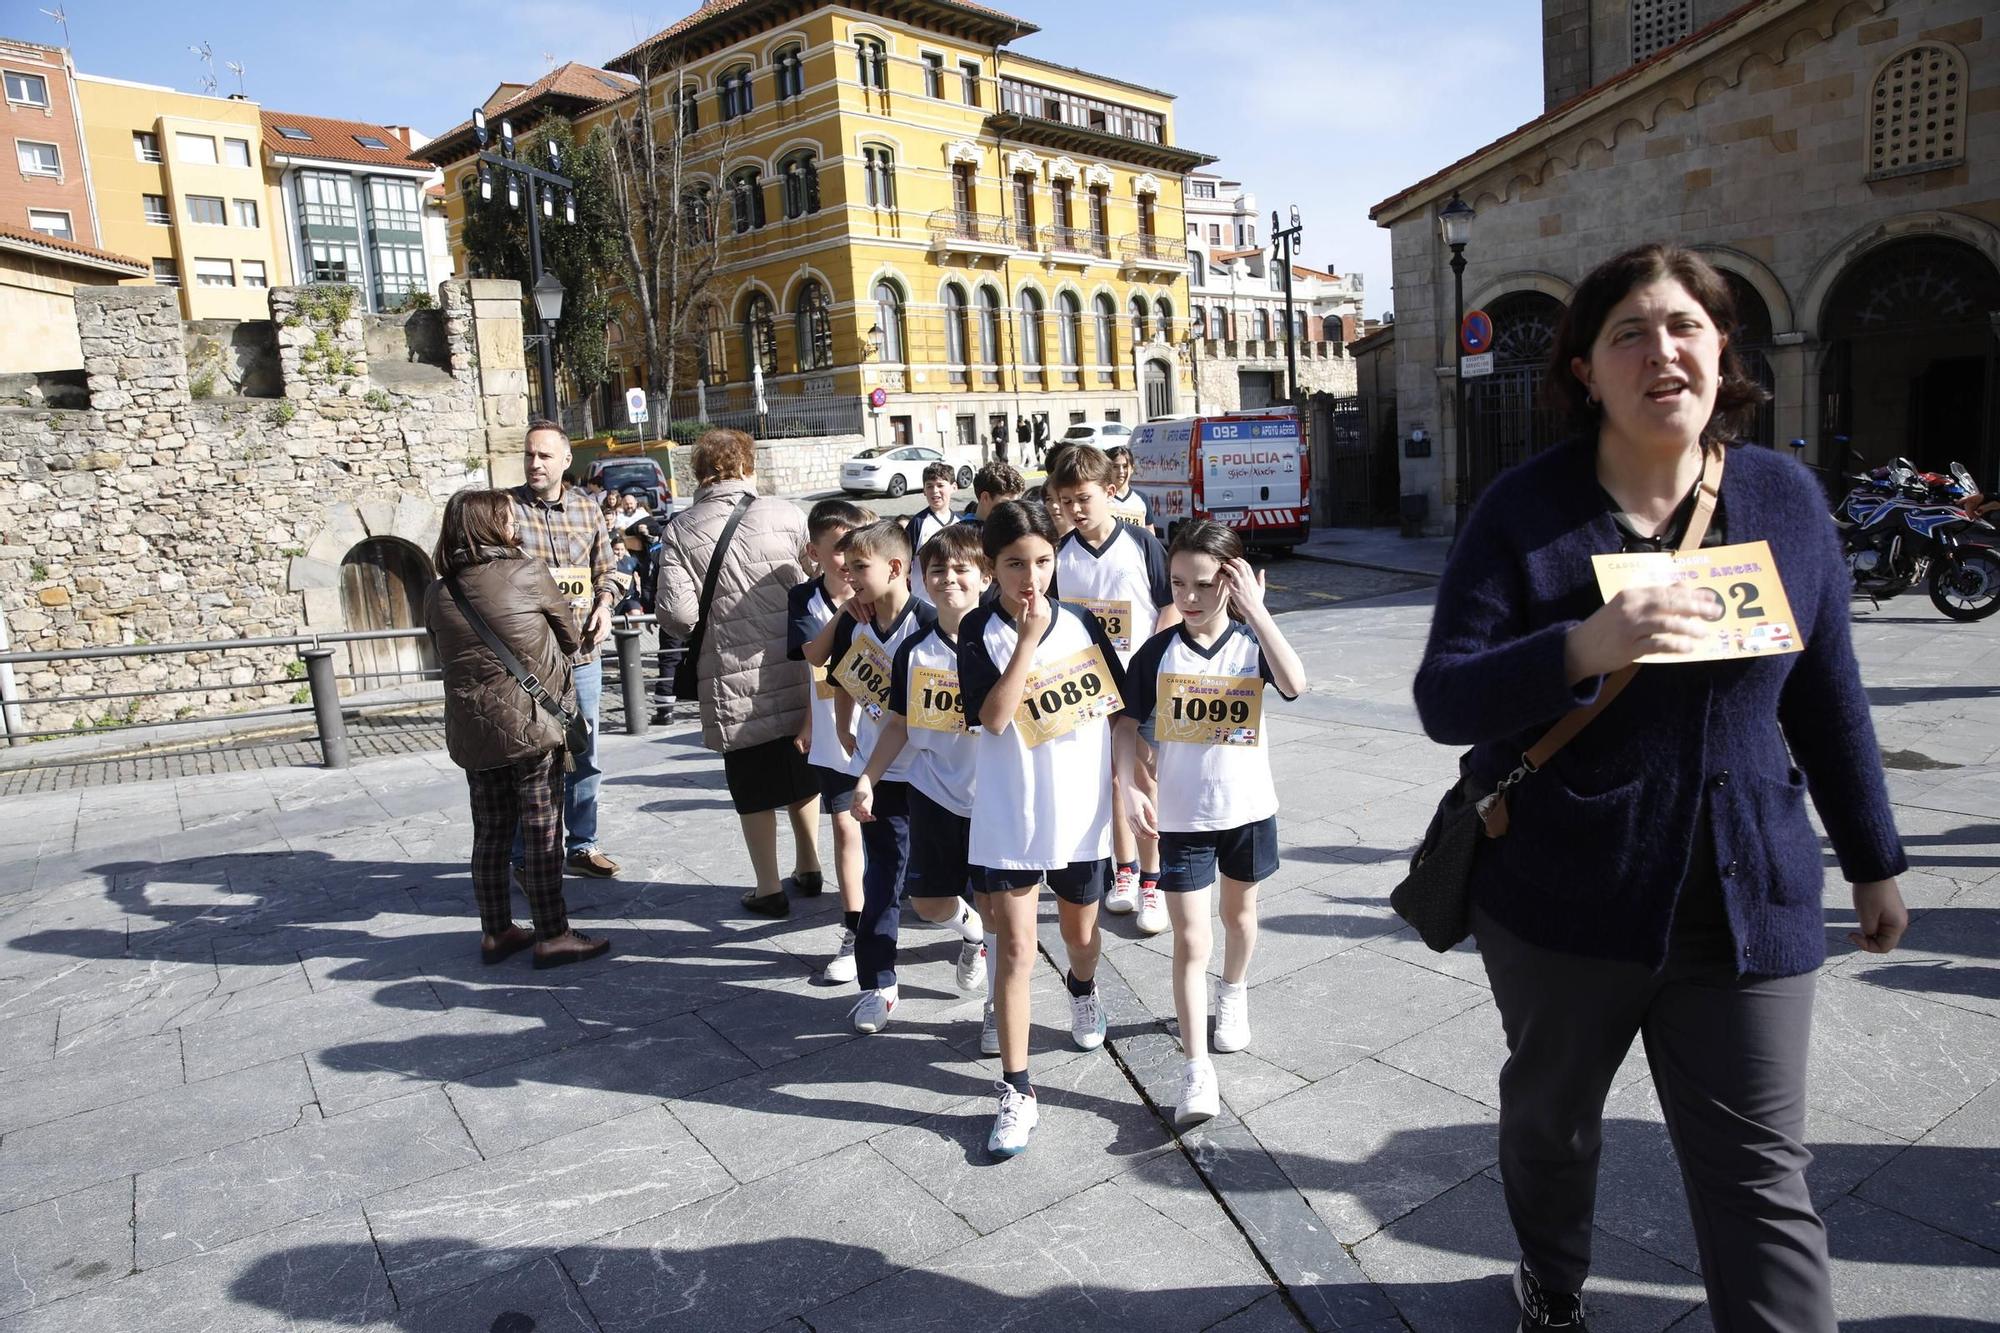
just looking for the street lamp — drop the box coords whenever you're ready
[1439,192,1475,537]
[532,272,566,326]
[466,107,576,421]
[1270,205,1304,408]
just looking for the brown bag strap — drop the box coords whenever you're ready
[1520,446,1725,772]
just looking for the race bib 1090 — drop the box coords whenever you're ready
[907,666,966,733]
[1155,672,1264,747]
[1015,645,1122,748]
[832,637,893,721]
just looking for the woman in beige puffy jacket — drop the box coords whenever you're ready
[659,429,824,914]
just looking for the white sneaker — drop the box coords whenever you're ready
[1105,866,1139,914]
[955,939,987,993]
[1213,981,1251,1053]
[1069,987,1107,1051]
[1134,884,1168,936]
[988,1082,1039,1158]
[819,928,857,985]
[1175,1057,1219,1130]
[851,985,897,1034]
[980,1002,1001,1056]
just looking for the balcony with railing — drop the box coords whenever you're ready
[989,76,1215,173]
[1043,224,1111,259]
[928,209,1016,258]
[998,78,1162,145]
[1119,233,1188,271]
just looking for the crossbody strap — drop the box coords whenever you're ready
[682,493,755,661]
[445,575,575,725]
[1520,445,1726,772]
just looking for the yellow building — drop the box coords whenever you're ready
[74,74,287,319]
[423,0,1212,452]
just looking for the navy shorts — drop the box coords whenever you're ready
[1158,816,1280,893]
[815,764,859,814]
[905,786,978,902]
[985,857,1111,906]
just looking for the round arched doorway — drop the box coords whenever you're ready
[1720,270,1777,447]
[1817,236,2000,480]
[1466,290,1567,498]
[340,537,437,693]
[1143,358,1174,420]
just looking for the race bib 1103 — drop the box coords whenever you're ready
[1015,645,1122,748]
[1155,673,1264,747]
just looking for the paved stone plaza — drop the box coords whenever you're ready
[0,573,1994,1331]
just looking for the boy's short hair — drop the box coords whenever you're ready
[972,461,1024,500]
[918,522,987,575]
[921,461,956,487]
[1046,443,1116,493]
[837,517,912,564]
[807,498,872,543]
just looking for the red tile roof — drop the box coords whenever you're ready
[416,61,637,165]
[260,111,432,171]
[0,223,147,276]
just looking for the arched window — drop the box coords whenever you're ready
[780,151,820,219]
[1189,307,1206,339]
[1212,305,1228,339]
[855,36,888,89]
[862,145,897,209]
[944,282,969,382]
[681,184,713,241]
[1129,294,1150,346]
[697,304,726,385]
[794,280,833,371]
[728,168,765,233]
[742,293,776,375]
[773,44,805,101]
[1057,292,1082,370]
[1093,293,1116,365]
[1868,43,1966,179]
[1252,308,1270,340]
[873,280,905,363]
[1018,289,1046,371]
[1629,0,1692,63]
[1155,297,1174,341]
[976,285,1001,366]
[719,65,754,120]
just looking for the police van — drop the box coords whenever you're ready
[1127,409,1310,552]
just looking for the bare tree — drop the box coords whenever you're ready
[603,49,731,423]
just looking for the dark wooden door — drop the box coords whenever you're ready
[340,539,435,693]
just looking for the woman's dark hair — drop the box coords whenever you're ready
[435,488,519,575]
[1169,518,1246,565]
[980,498,1057,561]
[1544,243,1769,449]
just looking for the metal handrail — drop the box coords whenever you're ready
[927,209,1012,247]
[1119,234,1187,265]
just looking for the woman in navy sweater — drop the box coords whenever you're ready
[1414,244,1907,1333]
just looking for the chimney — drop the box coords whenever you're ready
[384,125,413,148]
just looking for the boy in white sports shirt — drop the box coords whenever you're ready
[1104,445,1158,534]
[852,524,996,1049]
[787,500,873,973]
[1046,445,1179,934]
[1115,520,1307,1129]
[826,520,937,1033]
[902,462,959,604]
[958,500,1133,1159]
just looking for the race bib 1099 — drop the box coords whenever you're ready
[1155,672,1264,747]
[1015,645,1122,748]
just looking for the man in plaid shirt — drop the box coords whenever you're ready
[510,419,627,878]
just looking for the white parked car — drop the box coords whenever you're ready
[839,444,974,497]
[1057,420,1135,451]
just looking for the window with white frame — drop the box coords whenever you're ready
[873,280,905,362]
[1868,43,1967,179]
[233,197,259,228]
[922,53,945,98]
[16,139,60,177]
[193,257,235,287]
[960,59,981,105]
[27,209,72,240]
[4,71,49,107]
[176,133,218,165]
[186,195,226,226]
[307,239,363,285]
[1190,179,1216,199]
[132,131,161,162]
[719,65,754,120]
[242,259,268,288]
[780,151,820,219]
[855,36,888,90]
[142,194,170,225]
[863,145,896,209]
[773,45,805,100]
[152,258,179,286]
[223,137,252,168]
[1629,0,1692,63]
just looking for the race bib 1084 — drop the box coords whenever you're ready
[907,666,966,733]
[1155,673,1264,747]
[1590,539,1804,663]
[1015,645,1122,748]
[832,637,893,721]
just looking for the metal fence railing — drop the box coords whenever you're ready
[0,617,678,771]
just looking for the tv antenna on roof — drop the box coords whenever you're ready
[189,41,216,94]
[542,51,557,71]
[225,60,246,96]
[39,6,69,47]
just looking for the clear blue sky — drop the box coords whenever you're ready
[28,0,1547,307]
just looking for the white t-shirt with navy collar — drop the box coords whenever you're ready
[958,601,1129,870]
[1050,522,1173,664]
[1121,621,1292,832]
[903,506,958,605]
[829,596,937,784]
[786,577,860,776]
[888,622,978,817]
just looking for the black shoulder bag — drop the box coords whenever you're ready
[671,493,755,703]
[445,575,588,772]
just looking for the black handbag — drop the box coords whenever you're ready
[1391,450,1724,952]
[671,493,754,703]
[445,575,587,772]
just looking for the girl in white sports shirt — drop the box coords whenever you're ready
[1115,520,1307,1130]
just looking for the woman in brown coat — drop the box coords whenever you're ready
[423,489,610,968]
[658,429,822,915]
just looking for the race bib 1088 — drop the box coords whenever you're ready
[1014,645,1122,748]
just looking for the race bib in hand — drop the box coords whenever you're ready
[1591,539,1803,663]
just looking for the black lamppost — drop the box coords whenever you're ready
[468,107,575,422]
[1271,205,1303,406]
[1439,192,1475,536]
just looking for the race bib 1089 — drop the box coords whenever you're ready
[907,666,966,733]
[1155,673,1264,747]
[1015,645,1122,748]
[832,637,893,721]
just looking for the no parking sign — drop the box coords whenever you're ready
[1460,309,1494,355]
